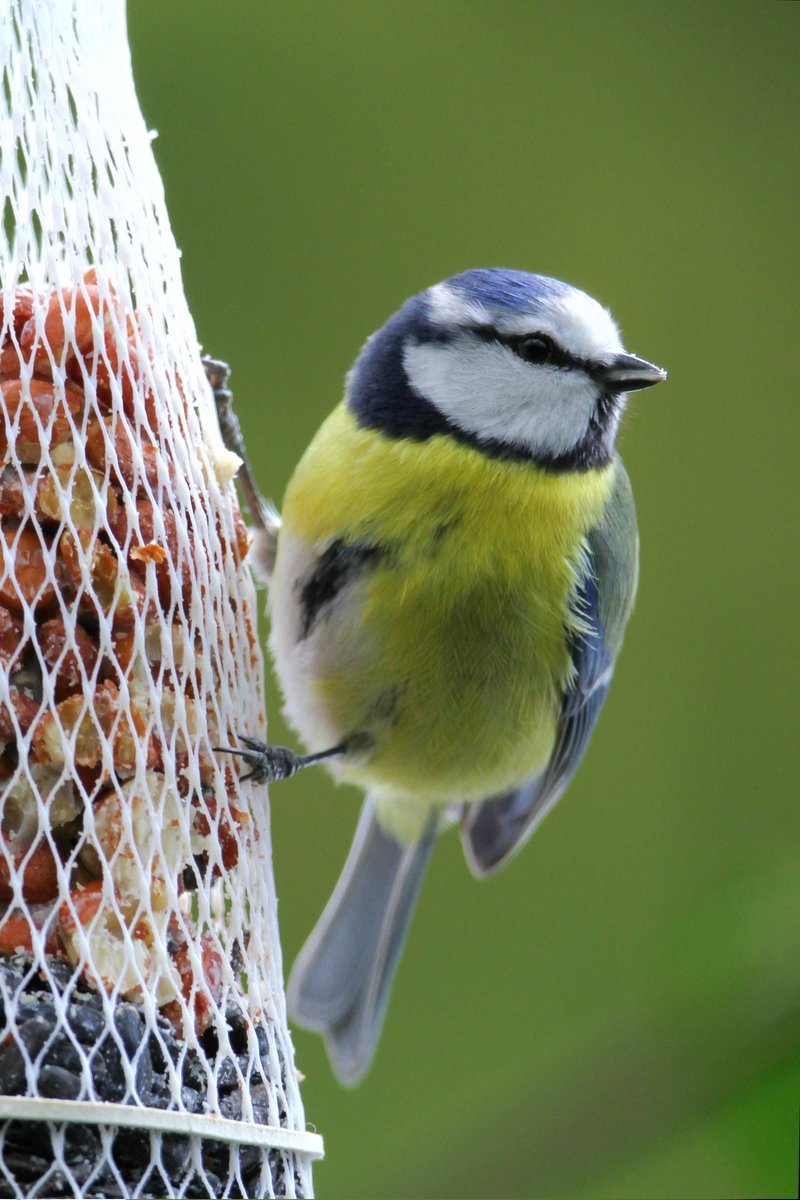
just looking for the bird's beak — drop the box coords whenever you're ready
[598,353,667,392]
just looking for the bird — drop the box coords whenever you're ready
[212,268,666,1085]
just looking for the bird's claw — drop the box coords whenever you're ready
[214,738,300,785]
[201,355,230,392]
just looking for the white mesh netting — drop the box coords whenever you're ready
[0,2,319,1196]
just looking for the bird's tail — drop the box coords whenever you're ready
[287,797,436,1086]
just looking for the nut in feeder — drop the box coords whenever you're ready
[0,2,319,1197]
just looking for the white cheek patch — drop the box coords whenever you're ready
[404,337,599,459]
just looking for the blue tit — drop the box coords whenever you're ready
[222,268,665,1085]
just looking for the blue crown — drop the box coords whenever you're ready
[445,268,571,315]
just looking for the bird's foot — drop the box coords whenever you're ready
[202,355,238,453]
[201,355,274,540]
[202,354,231,395]
[215,735,346,785]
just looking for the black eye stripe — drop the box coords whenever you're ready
[468,324,592,373]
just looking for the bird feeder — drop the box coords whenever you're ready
[0,1,320,1195]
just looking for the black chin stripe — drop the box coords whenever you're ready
[348,385,613,473]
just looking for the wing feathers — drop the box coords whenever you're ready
[461,462,637,877]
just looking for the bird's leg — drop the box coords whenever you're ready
[215,735,347,785]
[202,356,272,538]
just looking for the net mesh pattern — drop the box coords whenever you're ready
[0,2,313,1195]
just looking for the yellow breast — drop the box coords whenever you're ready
[274,403,615,820]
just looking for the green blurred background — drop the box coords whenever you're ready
[129,3,798,1196]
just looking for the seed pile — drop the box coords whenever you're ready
[0,957,304,1198]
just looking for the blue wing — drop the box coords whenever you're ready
[461,462,638,878]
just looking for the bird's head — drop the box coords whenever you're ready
[347,268,666,470]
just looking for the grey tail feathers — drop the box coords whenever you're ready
[287,798,436,1086]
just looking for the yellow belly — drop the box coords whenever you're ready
[272,404,615,828]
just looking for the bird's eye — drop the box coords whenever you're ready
[516,334,555,365]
